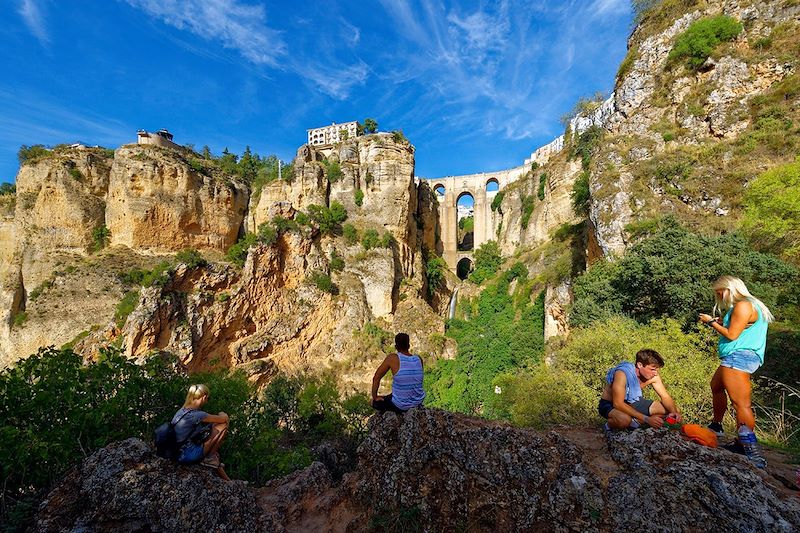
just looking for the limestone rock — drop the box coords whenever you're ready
[106,145,248,252]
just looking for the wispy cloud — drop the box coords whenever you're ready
[125,0,286,66]
[17,0,49,45]
[591,0,629,16]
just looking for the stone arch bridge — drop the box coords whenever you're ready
[429,165,526,276]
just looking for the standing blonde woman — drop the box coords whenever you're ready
[172,384,231,480]
[699,276,773,468]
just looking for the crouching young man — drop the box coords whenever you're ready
[599,349,682,430]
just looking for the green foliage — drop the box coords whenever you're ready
[356,322,394,355]
[17,144,50,164]
[226,233,259,267]
[550,316,716,424]
[28,280,53,301]
[307,201,348,235]
[67,167,83,181]
[188,158,205,173]
[91,225,110,252]
[12,311,28,328]
[0,347,370,529]
[0,182,15,195]
[363,118,378,134]
[538,173,547,201]
[425,255,448,296]
[571,170,591,217]
[361,229,380,250]
[355,188,365,207]
[391,130,408,144]
[114,290,140,327]
[322,159,343,183]
[458,215,474,232]
[309,271,337,294]
[175,248,207,269]
[742,158,800,262]
[561,93,607,127]
[668,15,743,70]
[330,250,345,272]
[490,191,504,212]
[468,241,502,285]
[257,222,278,245]
[570,220,799,328]
[570,126,604,170]
[119,261,173,287]
[343,223,359,244]
[272,215,299,234]
[520,194,535,229]
[617,45,639,82]
[380,232,395,248]
[426,270,544,416]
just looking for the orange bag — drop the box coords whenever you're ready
[681,424,718,448]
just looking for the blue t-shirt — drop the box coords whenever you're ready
[171,407,209,443]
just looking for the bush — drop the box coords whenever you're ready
[226,233,258,267]
[119,261,173,288]
[330,250,345,272]
[570,220,800,328]
[114,290,140,327]
[537,173,547,201]
[257,222,278,245]
[571,170,591,217]
[458,216,474,232]
[391,130,408,144]
[342,223,358,244]
[322,160,343,183]
[490,191,504,212]
[309,271,337,294]
[12,311,28,328]
[92,225,110,252]
[0,182,15,195]
[175,248,207,269]
[354,188,364,207]
[271,216,299,234]
[361,229,380,250]
[28,280,53,301]
[307,202,348,235]
[426,255,448,295]
[468,241,502,284]
[380,232,395,248]
[668,15,743,71]
[17,144,50,164]
[67,167,83,181]
[742,158,800,262]
[520,194,535,229]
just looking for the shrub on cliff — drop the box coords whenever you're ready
[307,202,348,235]
[17,144,50,164]
[175,248,207,269]
[668,15,743,71]
[425,255,448,296]
[0,182,15,195]
[91,225,110,252]
[226,233,259,266]
[490,191,504,212]
[322,160,343,183]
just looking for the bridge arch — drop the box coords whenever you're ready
[428,165,526,272]
[456,192,475,252]
[456,257,473,280]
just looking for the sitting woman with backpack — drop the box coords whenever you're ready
[172,383,231,480]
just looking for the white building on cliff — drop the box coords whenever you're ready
[307,121,359,146]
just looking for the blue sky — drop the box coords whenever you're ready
[1,0,633,184]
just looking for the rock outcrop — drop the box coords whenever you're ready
[107,145,249,253]
[36,409,800,532]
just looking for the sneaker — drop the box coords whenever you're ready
[738,427,767,469]
[707,421,724,437]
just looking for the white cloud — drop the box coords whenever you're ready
[293,60,369,101]
[591,0,629,16]
[125,0,286,66]
[17,0,49,45]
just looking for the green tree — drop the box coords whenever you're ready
[307,201,348,235]
[175,248,207,269]
[355,188,365,207]
[469,241,502,284]
[343,223,359,244]
[363,118,378,134]
[0,182,15,195]
[361,229,380,250]
[17,144,50,164]
[200,145,213,159]
[426,255,448,296]
[92,225,110,252]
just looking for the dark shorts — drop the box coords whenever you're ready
[177,442,205,464]
[598,398,653,419]
[372,393,404,414]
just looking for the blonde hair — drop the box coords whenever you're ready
[183,384,209,407]
[712,276,774,323]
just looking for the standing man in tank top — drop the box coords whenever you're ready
[371,332,426,413]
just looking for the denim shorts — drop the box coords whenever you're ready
[720,349,762,374]
[178,442,205,464]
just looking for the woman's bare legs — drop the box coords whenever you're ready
[719,366,755,429]
[710,366,729,424]
[203,422,230,479]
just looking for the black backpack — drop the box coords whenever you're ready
[154,410,192,460]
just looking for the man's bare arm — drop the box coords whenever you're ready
[371,357,392,400]
[649,376,679,415]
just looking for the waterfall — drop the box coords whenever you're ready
[448,286,459,320]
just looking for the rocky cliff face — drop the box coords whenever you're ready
[36,409,800,532]
[0,136,449,391]
[107,145,249,253]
